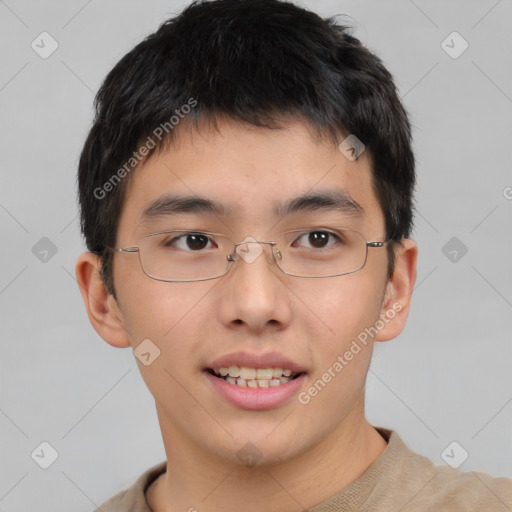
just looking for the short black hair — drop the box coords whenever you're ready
[78,0,415,299]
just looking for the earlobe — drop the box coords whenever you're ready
[75,252,132,348]
[375,239,418,342]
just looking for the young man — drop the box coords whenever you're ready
[75,0,512,510]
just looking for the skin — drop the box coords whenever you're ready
[76,118,417,512]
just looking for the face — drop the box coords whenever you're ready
[86,118,413,467]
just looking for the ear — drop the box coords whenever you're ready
[374,239,418,342]
[75,252,131,348]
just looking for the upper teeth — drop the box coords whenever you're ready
[214,366,293,379]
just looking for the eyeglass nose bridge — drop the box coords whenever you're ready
[227,238,280,266]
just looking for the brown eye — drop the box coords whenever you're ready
[295,230,337,249]
[308,231,329,248]
[164,233,214,251]
[184,234,210,250]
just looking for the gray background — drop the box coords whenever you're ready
[1,0,511,510]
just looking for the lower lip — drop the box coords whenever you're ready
[204,371,306,410]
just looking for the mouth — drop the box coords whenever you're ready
[206,366,305,388]
[203,351,308,409]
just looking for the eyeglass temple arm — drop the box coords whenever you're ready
[114,247,139,253]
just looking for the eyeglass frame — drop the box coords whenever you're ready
[105,228,390,282]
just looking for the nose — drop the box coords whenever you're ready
[217,239,292,334]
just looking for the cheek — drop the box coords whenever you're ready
[115,256,216,343]
[115,268,218,380]
[117,278,218,402]
[291,270,385,353]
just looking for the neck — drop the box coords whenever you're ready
[147,407,388,512]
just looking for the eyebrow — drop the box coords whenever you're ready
[138,188,364,224]
[273,189,364,218]
[139,195,229,222]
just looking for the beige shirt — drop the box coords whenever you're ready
[94,428,512,511]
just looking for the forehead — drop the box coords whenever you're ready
[117,119,384,238]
